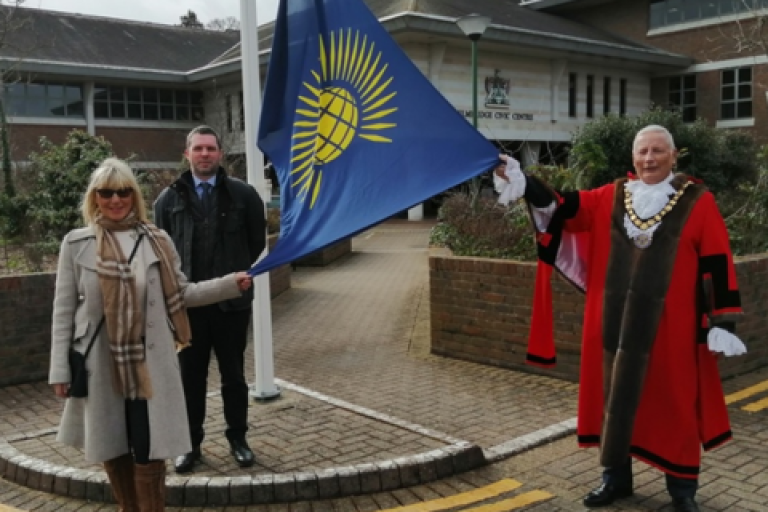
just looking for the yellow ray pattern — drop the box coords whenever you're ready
[289,28,398,209]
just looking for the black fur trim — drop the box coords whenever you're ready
[630,446,700,477]
[526,353,557,366]
[699,254,742,310]
[703,430,732,451]
[578,434,600,445]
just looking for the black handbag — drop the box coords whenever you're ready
[67,233,143,398]
[67,317,104,398]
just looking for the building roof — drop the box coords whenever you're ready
[0,1,689,83]
[218,0,689,73]
[0,5,239,74]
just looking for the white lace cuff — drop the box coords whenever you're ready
[707,327,747,357]
[495,157,526,206]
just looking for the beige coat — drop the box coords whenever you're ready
[49,226,243,463]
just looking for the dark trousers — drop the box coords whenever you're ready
[125,399,150,464]
[180,304,251,447]
[603,459,698,499]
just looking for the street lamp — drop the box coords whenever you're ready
[456,13,492,128]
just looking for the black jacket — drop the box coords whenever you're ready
[153,168,266,312]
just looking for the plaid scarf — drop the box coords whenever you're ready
[96,213,192,399]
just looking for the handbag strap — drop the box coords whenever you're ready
[81,233,144,359]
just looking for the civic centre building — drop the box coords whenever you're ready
[1,0,764,211]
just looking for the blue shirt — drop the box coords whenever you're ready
[193,176,217,199]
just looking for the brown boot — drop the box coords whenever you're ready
[134,460,166,512]
[103,453,139,512]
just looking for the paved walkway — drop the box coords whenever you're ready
[1,220,768,511]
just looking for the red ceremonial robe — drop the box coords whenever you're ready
[525,175,742,479]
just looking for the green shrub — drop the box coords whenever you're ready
[721,146,768,256]
[430,163,589,261]
[570,107,758,193]
[433,108,765,259]
[432,192,536,260]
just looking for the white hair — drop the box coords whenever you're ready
[633,124,676,151]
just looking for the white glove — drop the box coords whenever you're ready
[707,327,747,357]
[495,155,526,206]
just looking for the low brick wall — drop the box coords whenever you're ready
[0,274,58,388]
[0,239,291,388]
[429,248,768,382]
[267,234,291,297]
[294,238,351,267]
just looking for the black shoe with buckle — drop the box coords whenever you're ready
[229,438,255,467]
[582,482,634,508]
[672,497,700,512]
[174,446,201,474]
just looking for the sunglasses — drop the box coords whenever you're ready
[96,188,133,199]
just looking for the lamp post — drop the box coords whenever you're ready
[456,13,491,128]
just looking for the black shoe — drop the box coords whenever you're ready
[582,482,634,508]
[229,438,255,468]
[672,497,700,512]
[174,446,201,474]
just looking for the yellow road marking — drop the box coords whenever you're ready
[725,379,768,405]
[379,479,523,511]
[463,490,554,511]
[0,505,25,512]
[741,396,768,412]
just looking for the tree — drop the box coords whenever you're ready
[0,1,39,237]
[179,9,203,28]
[206,16,240,31]
[716,2,768,57]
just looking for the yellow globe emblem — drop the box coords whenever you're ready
[291,29,398,209]
[315,87,358,165]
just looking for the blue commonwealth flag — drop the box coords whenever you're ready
[250,0,499,275]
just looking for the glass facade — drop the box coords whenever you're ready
[93,85,204,121]
[650,0,768,29]
[2,80,83,117]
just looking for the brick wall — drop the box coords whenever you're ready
[562,0,768,144]
[5,124,81,159]
[0,240,291,387]
[0,273,58,387]
[6,124,189,163]
[94,127,188,162]
[430,248,768,383]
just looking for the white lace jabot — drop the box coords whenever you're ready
[623,173,675,241]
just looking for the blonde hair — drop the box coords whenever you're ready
[81,158,148,225]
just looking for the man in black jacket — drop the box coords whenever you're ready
[154,125,266,473]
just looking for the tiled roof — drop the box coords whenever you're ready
[0,5,239,72]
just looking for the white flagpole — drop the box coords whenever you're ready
[241,0,280,400]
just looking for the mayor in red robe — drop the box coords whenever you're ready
[495,125,744,512]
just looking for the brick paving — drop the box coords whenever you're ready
[1,220,768,511]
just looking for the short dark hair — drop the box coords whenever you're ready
[186,125,222,150]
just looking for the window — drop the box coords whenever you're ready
[1,80,83,117]
[650,0,768,29]
[668,75,697,122]
[568,73,577,118]
[94,85,204,121]
[586,75,594,118]
[619,79,627,116]
[720,67,752,120]
[603,77,611,114]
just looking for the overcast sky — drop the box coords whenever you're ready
[24,0,279,25]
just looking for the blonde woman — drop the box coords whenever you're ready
[49,157,253,511]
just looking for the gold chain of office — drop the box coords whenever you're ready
[624,181,692,231]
